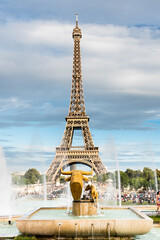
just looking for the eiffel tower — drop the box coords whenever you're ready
[47,15,107,182]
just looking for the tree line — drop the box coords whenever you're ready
[12,168,43,185]
[12,167,160,191]
[95,167,160,191]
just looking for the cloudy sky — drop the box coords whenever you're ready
[0,0,160,173]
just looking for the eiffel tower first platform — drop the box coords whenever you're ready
[47,15,107,182]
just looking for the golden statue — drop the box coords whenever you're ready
[85,184,98,201]
[61,168,93,201]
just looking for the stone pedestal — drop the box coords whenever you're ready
[72,200,97,216]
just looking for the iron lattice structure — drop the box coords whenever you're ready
[47,15,107,182]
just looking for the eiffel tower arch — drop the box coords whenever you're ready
[47,15,107,182]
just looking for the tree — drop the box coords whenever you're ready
[120,171,129,188]
[143,167,154,181]
[24,168,41,184]
[157,169,160,191]
[135,170,143,178]
[132,177,144,190]
[125,169,135,179]
[97,173,109,183]
[157,169,160,178]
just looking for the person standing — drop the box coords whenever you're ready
[156,191,160,213]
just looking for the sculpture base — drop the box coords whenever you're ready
[72,200,97,216]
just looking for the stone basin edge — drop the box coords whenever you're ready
[16,207,153,237]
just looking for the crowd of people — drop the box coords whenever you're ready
[14,181,160,215]
[121,191,157,205]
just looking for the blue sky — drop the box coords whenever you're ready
[0,0,160,173]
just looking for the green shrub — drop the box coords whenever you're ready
[14,235,37,240]
[150,215,160,223]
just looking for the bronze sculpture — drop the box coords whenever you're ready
[85,184,98,201]
[61,168,93,201]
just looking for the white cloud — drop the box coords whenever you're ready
[0,98,30,112]
[0,20,160,132]
[0,20,160,99]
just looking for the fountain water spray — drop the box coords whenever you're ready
[58,223,61,240]
[66,182,72,213]
[0,147,12,218]
[105,138,121,206]
[146,142,158,193]
[115,151,121,207]
[107,223,110,239]
[91,223,94,240]
[75,223,78,238]
[151,150,158,194]
[43,172,47,206]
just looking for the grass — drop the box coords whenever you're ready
[122,200,154,206]
[14,235,37,240]
[150,215,160,223]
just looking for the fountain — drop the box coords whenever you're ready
[16,167,153,238]
[0,147,12,218]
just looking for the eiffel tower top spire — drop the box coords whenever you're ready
[68,14,87,118]
[76,13,78,27]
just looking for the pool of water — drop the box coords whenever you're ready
[136,228,160,239]
[10,198,67,215]
[0,221,20,237]
[29,209,141,220]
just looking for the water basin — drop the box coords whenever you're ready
[29,209,141,220]
[16,207,153,238]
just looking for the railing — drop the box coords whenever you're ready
[70,147,85,150]
[56,147,99,151]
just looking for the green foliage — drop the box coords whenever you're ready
[157,169,160,178]
[14,235,37,240]
[125,169,135,178]
[97,173,110,183]
[131,177,144,190]
[94,167,158,191]
[39,174,44,184]
[150,215,160,223]
[12,169,47,185]
[24,168,41,184]
[60,175,66,183]
[135,169,143,178]
[157,170,160,189]
[142,167,154,181]
[12,173,26,185]
[120,171,129,188]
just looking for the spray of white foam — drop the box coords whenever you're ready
[0,146,12,216]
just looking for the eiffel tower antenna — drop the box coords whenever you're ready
[76,13,78,27]
[47,15,106,182]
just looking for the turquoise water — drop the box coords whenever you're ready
[0,221,20,237]
[29,209,141,220]
[11,198,66,215]
[136,228,160,239]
